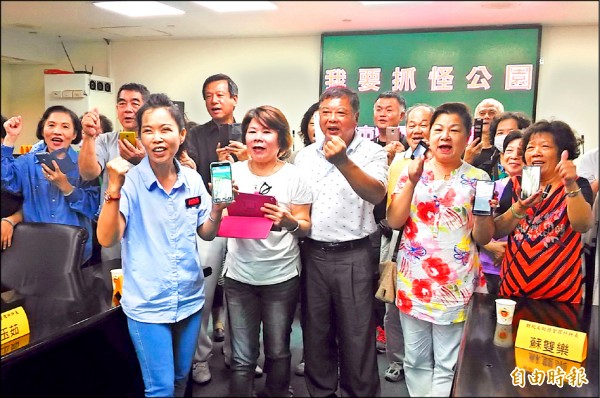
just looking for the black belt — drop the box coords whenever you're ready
[305,237,370,252]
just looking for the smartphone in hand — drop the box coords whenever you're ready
[35,149,76,173]
[119,131,136,146]
[473,118,484,143]
[411,140,429,159]
[386,126,401,142]
[473,179,496,216]
[520,165,541,200]
[210,161,234,203]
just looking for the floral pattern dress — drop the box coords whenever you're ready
[393,160,489,325]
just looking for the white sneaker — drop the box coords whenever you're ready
[294,360,305,376]
[384,361,404,382]
[192,361,211,384]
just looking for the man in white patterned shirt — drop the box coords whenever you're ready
[295,86,388,397]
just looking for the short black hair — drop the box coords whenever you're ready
[135,93,186,135]
[502,130,524,153]
[202,74,238,100]
[117,83,150,103]
[521,120,580,161]
[299,102,319,146]
[430,102,473,135]
[319,86,360,114]
[375,91,407,111]
[489,111,531,145]
[36,105,83,145]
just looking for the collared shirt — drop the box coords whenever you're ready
[186,120,224,192]
[295,134,387,242]
[95,131,135,209]
[393,160,489,324]
[1,144,100,262]
[119,156,211,323]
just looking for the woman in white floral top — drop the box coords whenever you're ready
[387,102,496,397]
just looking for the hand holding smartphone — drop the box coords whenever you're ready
[119,131,136,146]
[473,179,496,216]
[210,161,234,203]
[411,140,429,160]
[472,118,484,143]
[386,126,401,142]
[520,165,541,200]
[35,148,76,173]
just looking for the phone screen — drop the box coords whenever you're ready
[386,126,400,142]
[520,165,541,200]
[411,140,429,159]
[473,118,484,142]
[210,162,234,203]
[473,180,495,216]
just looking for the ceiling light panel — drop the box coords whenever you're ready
[193,1,277,13]
[93,2,185,17]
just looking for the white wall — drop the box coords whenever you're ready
[2,26,598,153]
[537,25,599,151]
[110,36,321,151]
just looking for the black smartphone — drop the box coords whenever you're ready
[210,161,234,203]
[411,139,429,159]
[473,179,495,216]
[520,165,541,200]
[228,123,243,142]
[35,149,76,173]
[473,118,484,143]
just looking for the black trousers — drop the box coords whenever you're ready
[300,242,381,397]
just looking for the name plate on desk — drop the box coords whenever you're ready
[515,319,587,362]
[1,306,30,345]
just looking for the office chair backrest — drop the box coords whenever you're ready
[1,222,89,278]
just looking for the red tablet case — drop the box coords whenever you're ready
[217,192,276,239]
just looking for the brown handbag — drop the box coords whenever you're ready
[375,229,400,304]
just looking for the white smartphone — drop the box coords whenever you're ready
[520,165,541,200]
[210,161,234,203]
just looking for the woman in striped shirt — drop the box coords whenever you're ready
[493,120,593,303]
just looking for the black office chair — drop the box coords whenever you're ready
[1,222,89,277]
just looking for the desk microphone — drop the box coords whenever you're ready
[542,184,552,199]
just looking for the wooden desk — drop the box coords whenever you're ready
[453,293,598,397]
[1,260,144,397]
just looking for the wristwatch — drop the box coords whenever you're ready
[104,190,121,203]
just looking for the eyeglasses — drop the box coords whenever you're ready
[258,181,272,195]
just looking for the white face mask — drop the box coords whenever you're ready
[494,134,507,152]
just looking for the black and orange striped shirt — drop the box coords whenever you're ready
[497,176,593,304]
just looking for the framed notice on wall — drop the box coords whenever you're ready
[320,25,541,127]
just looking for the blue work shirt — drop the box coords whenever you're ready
[1,144,100,263]
[119,156,211,323]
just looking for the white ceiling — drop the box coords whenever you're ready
[1,1,598,43]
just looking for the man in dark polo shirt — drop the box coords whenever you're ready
[186,73,252,385]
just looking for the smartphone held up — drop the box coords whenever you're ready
[473,179,495,216]
[472,118,484,143]
[411,140,429,160]
[210,161,234,204]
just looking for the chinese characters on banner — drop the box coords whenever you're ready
[324,64,533,92]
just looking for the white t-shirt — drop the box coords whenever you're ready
[224,161,313,285]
